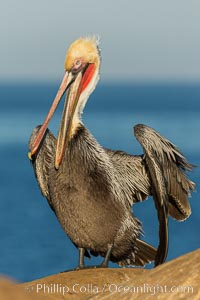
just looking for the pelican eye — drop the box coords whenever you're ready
[72,60,87,74]
[75,59,82,67]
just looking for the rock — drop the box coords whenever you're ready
[1,249,199,299]
[0,277,48,300]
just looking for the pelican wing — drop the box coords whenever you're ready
[134,124,195,220]
[105,145,168,265]
[28,126,56,209]
[104,149,151,204]
[134,124,195,265]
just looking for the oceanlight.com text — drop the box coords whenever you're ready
[25,283,194,296]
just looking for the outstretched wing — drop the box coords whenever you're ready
[105,149,151,205]
[134,124,195,266]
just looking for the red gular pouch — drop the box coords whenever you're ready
[80,63,96,93]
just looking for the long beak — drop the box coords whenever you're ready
[55,63,96,169]
[55,72,83,169]
[28,71,74,158]
[29,62,96,169]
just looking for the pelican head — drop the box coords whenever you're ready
[29,36,100,169]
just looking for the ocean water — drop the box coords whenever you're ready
[0,82,199,282]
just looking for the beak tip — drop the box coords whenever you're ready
[55,158,60,170]
[28,151,33,160]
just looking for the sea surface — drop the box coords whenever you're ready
[0,82,199,282]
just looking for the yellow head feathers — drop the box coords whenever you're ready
[64,36,100,71]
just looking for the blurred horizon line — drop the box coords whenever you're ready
[1,78,200,86]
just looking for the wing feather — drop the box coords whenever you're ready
[134,124,195,266]
[134,124,195,220]
[105,149,151,204]
[134,124,195,265]
[28,126,56,209]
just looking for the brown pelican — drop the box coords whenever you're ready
[28,37,195,269]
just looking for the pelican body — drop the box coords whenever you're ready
[28,37,195,269]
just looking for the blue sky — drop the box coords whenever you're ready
[1,0,200,82]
